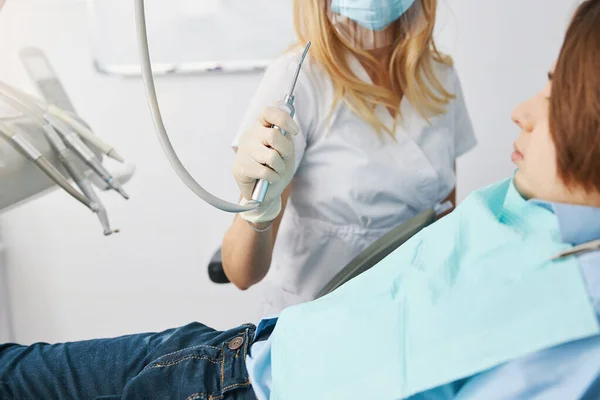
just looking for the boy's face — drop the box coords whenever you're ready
[511,64,566,202]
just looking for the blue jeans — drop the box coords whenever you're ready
[0,322,257,399]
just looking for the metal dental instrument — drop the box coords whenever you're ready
[134,0,311,212]
[552,239,600,260]
[42,124,118,235]
[41,123,98,211]
[0,121,92,209]
[43,113,130,200]
[48,105,125,163]
[251,41,311,204]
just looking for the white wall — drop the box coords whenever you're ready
[0,0,579,344]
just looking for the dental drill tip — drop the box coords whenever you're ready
[300,42,311,63]
[95,207,117,236]
[117,187,130,199]
[288,42,312,97]
[107,149,125,163]
[109,181,130,199]
[103,228,119,236]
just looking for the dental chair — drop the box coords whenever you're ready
[208,208,436,296]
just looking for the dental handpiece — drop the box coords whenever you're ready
[251,41,311,203]
[42,124,98,209]
[0,122,93,209]
[48,105,125,163]
[42,124,118,235]
[43,113,129,200]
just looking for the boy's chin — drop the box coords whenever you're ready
[514,170,533,200]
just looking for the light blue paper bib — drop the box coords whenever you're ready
[270,179,600,399]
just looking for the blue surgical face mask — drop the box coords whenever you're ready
[330,0,417,31]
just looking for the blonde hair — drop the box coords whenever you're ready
[292,0,454,136]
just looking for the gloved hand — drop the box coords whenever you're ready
[233,106,299,224]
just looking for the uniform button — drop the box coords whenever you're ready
[228,336,244,350]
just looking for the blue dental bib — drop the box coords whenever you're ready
[270,179,599,399]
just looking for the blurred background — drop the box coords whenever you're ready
[0,0,578,344]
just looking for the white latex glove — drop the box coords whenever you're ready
[233,106,299,224]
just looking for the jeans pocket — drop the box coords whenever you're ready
[123,345,224,400]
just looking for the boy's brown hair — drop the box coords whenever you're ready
[550,0,600,193]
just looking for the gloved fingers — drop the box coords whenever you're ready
[233,159,279,201]
[258,106,299,136]
[258,126,294,160]
[233,151,280,184]
[246,143,287,176]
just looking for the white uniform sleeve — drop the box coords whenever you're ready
[451,69,477,158]
[231,53,315,174]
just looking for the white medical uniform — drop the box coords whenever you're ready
[233,49,477,316]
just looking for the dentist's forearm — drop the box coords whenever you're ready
[222,186,291,290]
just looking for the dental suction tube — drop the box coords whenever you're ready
[133,0,258,213]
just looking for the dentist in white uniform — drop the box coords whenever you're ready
[222,0,477,316]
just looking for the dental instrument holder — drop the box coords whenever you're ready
[250,42,310,204]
